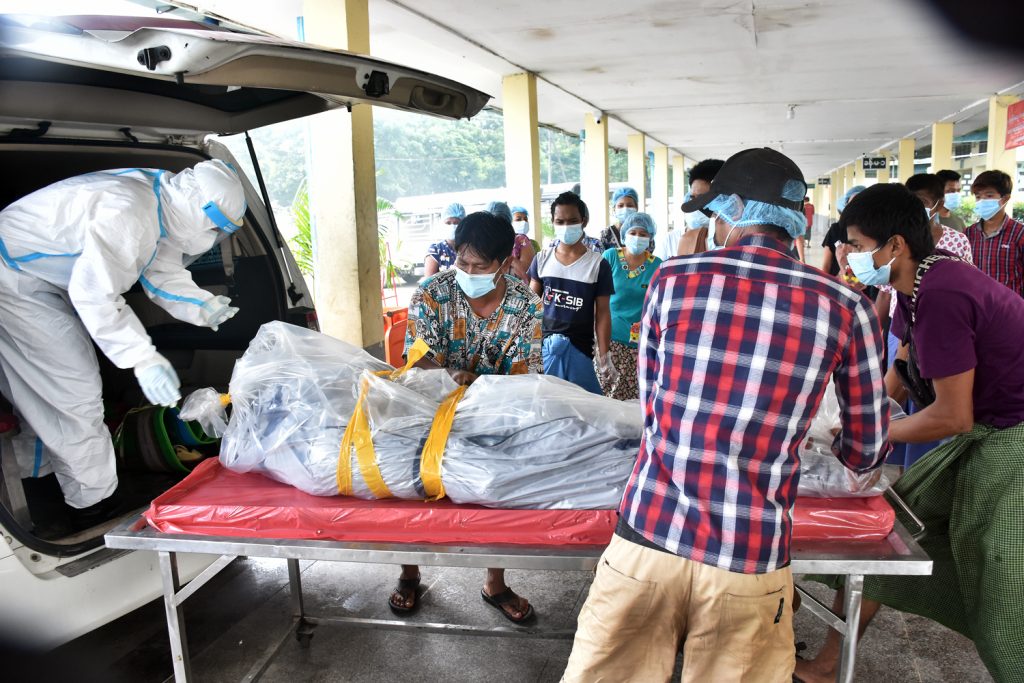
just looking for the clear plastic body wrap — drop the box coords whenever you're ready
[799,381,902,497]
[179,387,229,438]
[213,322,641,509]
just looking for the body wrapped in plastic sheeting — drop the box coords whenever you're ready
[798,380,904,497]
[213,322,642,509]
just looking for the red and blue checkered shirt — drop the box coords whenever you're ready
[965,215,1024,297]
[619,234,891,574]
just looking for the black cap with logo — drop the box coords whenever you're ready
[680,147,807,215]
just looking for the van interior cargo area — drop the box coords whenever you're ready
[0,140,290,551]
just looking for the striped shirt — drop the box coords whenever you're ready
[965,215,1024,297]
[619,234,890,574]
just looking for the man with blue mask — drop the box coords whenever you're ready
[563,148,889,682]
[655,158,724,260]
[600,186,640,251]
[965,170,1024,297]
[936,169,967,232]
[0,159,243,530]
[530,192,615,394]
[395,210,542,622]
[797,182,1024,683]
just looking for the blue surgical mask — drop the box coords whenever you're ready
[512,220,529,235]
[686,211,709,229]
[454,266,500,299]
[556,223,584,245]
[624,234,650,255]
[975,198,1006,221]
[845,242,894,287]
[615,207,637,222]
[944,192,961,211]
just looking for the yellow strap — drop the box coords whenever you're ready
[419,384,468,501]
[336,338,433,497]
[219,393,232,407]
[336,376,393,499]
[390,338,431,379]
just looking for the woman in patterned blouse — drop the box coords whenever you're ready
[392,211,543,622]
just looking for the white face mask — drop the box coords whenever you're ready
[442,223,458,241]
[512,220,529,235]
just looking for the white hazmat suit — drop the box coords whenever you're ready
[0,160,244,508]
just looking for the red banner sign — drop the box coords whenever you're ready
[1006,100,1024,151]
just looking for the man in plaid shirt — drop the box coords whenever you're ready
[965,170,1024,297]
[562,148,891,683]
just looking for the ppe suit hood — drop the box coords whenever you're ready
[160,160,246,256]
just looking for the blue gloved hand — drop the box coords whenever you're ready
[201,295,239,332]
[134,354,181,407]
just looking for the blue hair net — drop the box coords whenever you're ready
[485,200,512,224]
[705,186,807,239]
[837,185,866,213]
[612,186,639,204]
[621,211,656,236]
[443,202,466,220]
[510,205,528,217]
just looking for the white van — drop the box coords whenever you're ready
[0,13,487,647]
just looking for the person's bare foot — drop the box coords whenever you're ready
[792,657,835,683]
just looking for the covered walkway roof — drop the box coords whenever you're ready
[50,0,1024,178]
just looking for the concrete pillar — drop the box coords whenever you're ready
[877,152,891,184]
[987,95,1021,180]
[627,133,647,209]
[830,170,840,221]
[844,163,855,194]
[651,146,670,234]
[583,113,610,231]
[898,138,916,184]
[502,72,542,244]
[671,155,687,230]
[931,122,954,173]
[853,157,866,184]
[303,0,383,354]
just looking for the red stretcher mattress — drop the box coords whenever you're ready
[144,459,895,546]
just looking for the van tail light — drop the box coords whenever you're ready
[306,311,319,331]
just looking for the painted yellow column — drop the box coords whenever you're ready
[671,155,687,230]
[853,157,866,184]
[583,113,609,231]
[627,133,647,209]
[844,163,855,194]
[303,0,383,354]
[830,171,840,221]
[502,73,541,243]
[931,122,954,173]
[651,146,670,234]
[987,95,1021,179]
[876,152,891,184]
[898,138,916,184]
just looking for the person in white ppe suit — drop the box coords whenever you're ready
[0,159,243,528]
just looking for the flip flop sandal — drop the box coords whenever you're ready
[388,576,422,614]
[480,587,536,624]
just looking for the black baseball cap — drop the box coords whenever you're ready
[680,147,807,214]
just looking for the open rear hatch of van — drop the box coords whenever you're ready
[0,14,490,141]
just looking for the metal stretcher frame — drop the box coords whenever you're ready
[105,503,931,683]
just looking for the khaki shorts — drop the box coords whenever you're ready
[562,534,794,683]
